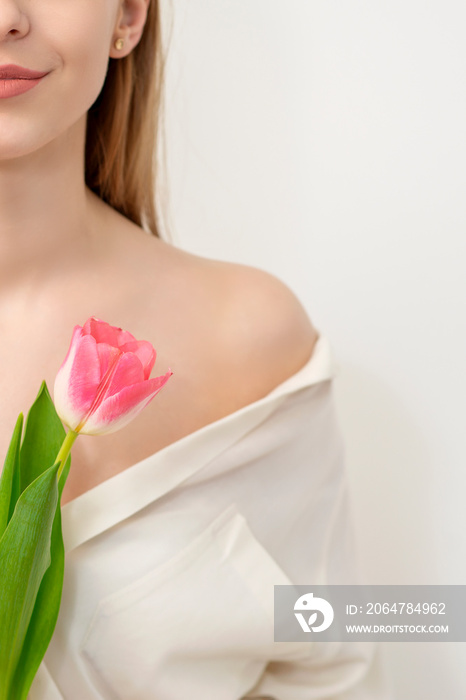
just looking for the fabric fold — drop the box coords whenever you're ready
[28,661,64,700]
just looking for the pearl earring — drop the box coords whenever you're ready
[114,38,125,50]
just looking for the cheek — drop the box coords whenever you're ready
[53,9,116,109]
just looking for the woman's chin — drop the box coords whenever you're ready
[0,136,52,162]
[0,119,83,164]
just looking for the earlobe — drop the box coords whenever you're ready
[110,0,149,58]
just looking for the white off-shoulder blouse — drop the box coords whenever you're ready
[29,333,391,700]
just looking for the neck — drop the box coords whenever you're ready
[0,115,100,299]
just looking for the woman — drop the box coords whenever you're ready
[0,0,390,697]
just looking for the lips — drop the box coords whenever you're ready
[0,66,49,98]
[0,64,49,80]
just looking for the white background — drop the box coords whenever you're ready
[159,2,466,697]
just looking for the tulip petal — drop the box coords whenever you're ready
[99,352,145,402]
[96,342,121,378]
[80,370,173,435]
[119,341,156,379]
[53,334,102,430]
[82,317,137,348]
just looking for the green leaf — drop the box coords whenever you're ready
[11,456,71,700]
[0,462,59,700]
[11,381,71,700]
[0,414,23,537]
[20,381,66,492]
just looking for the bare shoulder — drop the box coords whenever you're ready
[190,254,319,402]
[103,224,319,409]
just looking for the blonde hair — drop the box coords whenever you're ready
[85,0,168,238]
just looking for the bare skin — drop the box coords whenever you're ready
[0,189,318,505]
[0,0,318,505]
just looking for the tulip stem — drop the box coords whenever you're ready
[56,429,79,482]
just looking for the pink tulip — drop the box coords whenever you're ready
[53,317,172,436]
